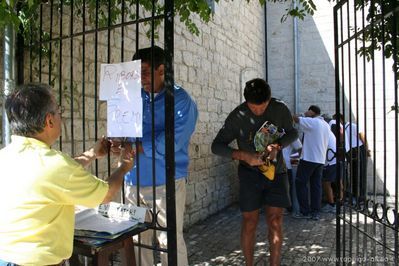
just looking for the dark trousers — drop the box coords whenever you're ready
[295,160,324,215]
[346,145,367,199]
[287,169,293,211]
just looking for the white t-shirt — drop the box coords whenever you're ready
[325,130,337,166]
[298,116,330,164]
[282,138,302,169]
[345,122,364,148]
[329,119,350,152]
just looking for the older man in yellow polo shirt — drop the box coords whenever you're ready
[0,83,134,265]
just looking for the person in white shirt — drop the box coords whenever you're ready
[321,130,339,213]
[293,105,330,220]
[343,117,370,202]
[282,138,302,215]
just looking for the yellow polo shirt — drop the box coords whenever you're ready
[0,136,108,265]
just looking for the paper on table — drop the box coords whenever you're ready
[74,203,147,235]
[75,208,138,235]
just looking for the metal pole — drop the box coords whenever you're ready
[333,2,342,265]
[2,1,16,146]
[164,0,177,265]
[293,0,300,114]
[264,3,268,82]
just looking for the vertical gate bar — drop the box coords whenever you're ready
[58,1,63,151]
[135,2,139,53]
[164,0,177,264]
[94,0,99,175]
[354,2,361,259]
[135,0,140,195]
[370,0,377,260]
[49,1,54,86]
[15,1,24,85]
[380,2,388,262]
[107,0,112,187]
[351,1,367,258]
[360,0,369,260]
[121,0,125,63]
[149,1,158,262]
[393,4,399,263]
[151,0,160,261]
[334,3,341,264]
[395,3,398,263]
[82,0,86,151]
[29,22,33,82]
[264,3,268,82]
[107,0,111,64]
[70,0,75,156]
[339,4,347,262]
[120,0,126,204]
[134,2,142,264]
[345,0,355,259]
[39,4,43,83]
[353,1,366,260]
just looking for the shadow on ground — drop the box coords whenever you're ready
[186,204,337,266]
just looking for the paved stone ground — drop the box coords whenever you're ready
[92,197,396,265]
[104,204,337,266]
[186,204,337,266]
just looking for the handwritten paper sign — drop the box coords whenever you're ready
[100,60,141,100]
[100,60,143,137]
[107,98,142,137]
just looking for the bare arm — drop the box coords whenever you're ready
[102,144,134,204]
[74,136,110,167]
[359,132,371,157]
[292,115,300,123]
[231,150,264,166]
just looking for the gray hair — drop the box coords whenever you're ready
[5,83,56,136]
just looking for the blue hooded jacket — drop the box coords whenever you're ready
[125,84,198,186]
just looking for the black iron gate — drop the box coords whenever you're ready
[334,0,398,264]
[16,0,177,265]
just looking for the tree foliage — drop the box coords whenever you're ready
[0,0,319,37]
[355,0,398,76]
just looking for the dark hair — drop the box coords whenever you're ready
[243,78,271,104]
[132,46,165,69]
[333,113,344,122]
[5,83,56,136]
[308,105,321,115]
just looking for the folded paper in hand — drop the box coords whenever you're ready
[75,202,147,235]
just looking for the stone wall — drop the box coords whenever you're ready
[266,1,336,114]
[175,1,266,226]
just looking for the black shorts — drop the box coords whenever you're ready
[238,164,291,212]
[323,164,337,182]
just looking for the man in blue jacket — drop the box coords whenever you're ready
[125,46,198,266]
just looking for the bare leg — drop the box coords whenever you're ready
[241,210,260,266]
[339,179,344,202]
[265,206,284,266]
[322,181,335,204]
